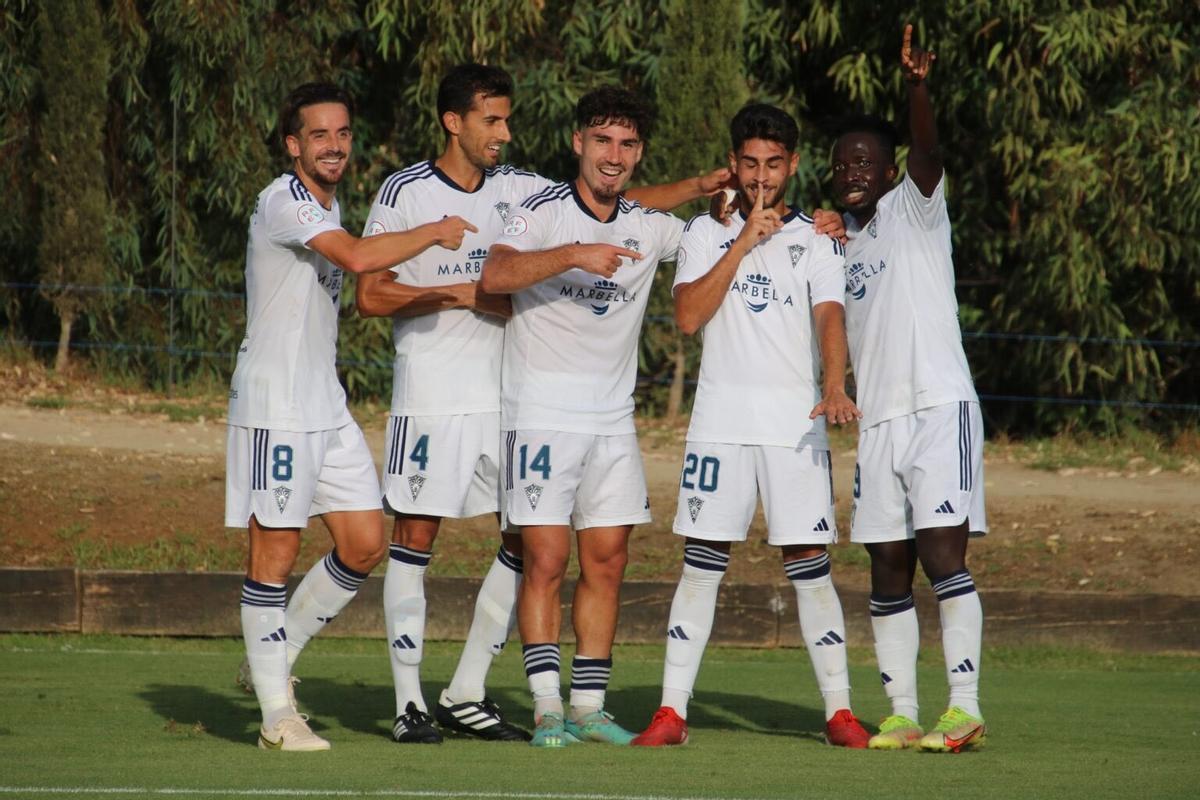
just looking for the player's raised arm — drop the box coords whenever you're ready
[308,215,478,274]
[480,242,642,294]
[627,166,734,212]
[676,186,780,335]
[808,300,862,425]
[901,23,943,195]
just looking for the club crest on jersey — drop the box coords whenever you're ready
[272,486,292,513]
[622,237,641,253]
[494,201,511,222]
[561,277,635,316]
[788,244,807,267]
[687,496,704,523]
[731,272,793,312]
[867,219,878,238]
[296,203,324,225]
[504,215,528,236]
[407,474,426,501]
[524,483,544,510]
[845,259,886,301]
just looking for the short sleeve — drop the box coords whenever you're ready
[807,235,846,307]
[264,193,343,249]
[652,212,685,264]
[494,199,553,252]
[362,188,409,238]
[672,217,714,292]
[895,171,949,232]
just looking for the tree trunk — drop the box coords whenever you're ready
[54,312,74,372]
[667,330,686,422]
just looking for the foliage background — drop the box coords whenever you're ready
[1,0,1196,433]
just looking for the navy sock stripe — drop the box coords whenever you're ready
[240,578,286,608]
[785,552,831,581]
[869,592,916,617]
[931,569,976,601]
[522,642,560,676]
[571,656,612,691]
[683,543,730,572]
[389,543,432,567]
[324,549,368,591]
[496,545,524,574]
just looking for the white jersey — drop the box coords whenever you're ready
[364,161,554,416]
[227,172,351,432]
[843,172,977,428]
[494,182,685,435]
[675,210,846,448]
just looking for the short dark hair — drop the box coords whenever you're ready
[279,83,354,150]
[575,86,655,140]
[437,63,514,133]
[730,103,799,153]
[835,114,899,162]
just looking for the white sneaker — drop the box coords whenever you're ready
[258,714,331,751]
[237,658,299,709]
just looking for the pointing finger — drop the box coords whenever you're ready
[614,247,643,260]
[463,219,480,234]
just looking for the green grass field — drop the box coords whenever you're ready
[1,634,1196,799]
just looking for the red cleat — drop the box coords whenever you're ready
[631,706,689,747]
[825,708,870,748]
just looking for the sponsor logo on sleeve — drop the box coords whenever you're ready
[504,215,528,236]
[297,203,325,225]
[366,219,386,236]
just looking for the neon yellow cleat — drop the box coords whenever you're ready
[919,707,986,753]
[868,715,923,750]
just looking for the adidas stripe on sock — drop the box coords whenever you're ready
[284,549,368,668]
[787,552,852,719]
[931,569,983,718]
[869,592,919,722]
[385,544,432,715]
[569,655,612,717]
[445,546,523,703]
[523,643,562,719]
[240,579,291,728]
[661,543,729,719]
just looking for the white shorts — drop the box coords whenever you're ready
[382,413,500,519]
[850,401,988,543]
[501,430,651,529]
[225,422,381,529]
[672,442,837,546]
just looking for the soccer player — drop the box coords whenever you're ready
[631,103,869,749]
[356,65,733,744]
[833,26,987,752]
[227,82,477,751]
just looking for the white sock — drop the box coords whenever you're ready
[932,569,983,718]
[869,593,920,722]
[661,543,729,720]
[240,579,291,729]
[384,544,431,715]
[523,643,562,721]
[285,549,368,669]
[786,552,852,720]
[444,546,522,703]
[568,655,612,719]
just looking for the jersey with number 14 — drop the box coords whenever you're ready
[494,182,684,435]
[227,172,351,433]
[675,210,845,449]
[364,162,554,416]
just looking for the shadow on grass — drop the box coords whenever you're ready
[607,685,831,743]
[138,684,257,745]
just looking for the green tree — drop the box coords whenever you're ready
[35,0,110,370]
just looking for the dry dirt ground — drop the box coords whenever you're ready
[1,397,1197,596]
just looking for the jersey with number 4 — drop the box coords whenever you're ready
[675,210,845,448]
[842,172,977,428]
[227,172,351,432]
[364,162,554,416]
[494,182,685,435]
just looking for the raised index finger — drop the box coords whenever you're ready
[753,184,765,211]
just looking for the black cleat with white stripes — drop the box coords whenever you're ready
[435,694,531,742]
[392,701,443,744]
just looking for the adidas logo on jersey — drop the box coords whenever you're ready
[935,500,956,514]
[812,517,830,532]
[407,474,426,501]
[687,496,704,523]
[788,244,807,267]
[524,484,544,511]
[272,486,292,513]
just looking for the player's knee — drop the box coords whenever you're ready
[523,550,568,586]
[340,537,388,573]
[582,548,628,585]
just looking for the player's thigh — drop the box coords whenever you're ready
[671,441,756,541]
[225,425,322,530]
[572,433,652,530]
[902,401,988,536]
[758,445,838,545]
[310,422,383,517]
[849,419,913,544]
[382,413,500,519]
[502,429,589,526]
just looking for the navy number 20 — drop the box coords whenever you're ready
[681,453,719,492]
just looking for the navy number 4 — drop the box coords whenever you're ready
[681,453,719,492]
[410,434,430,471]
